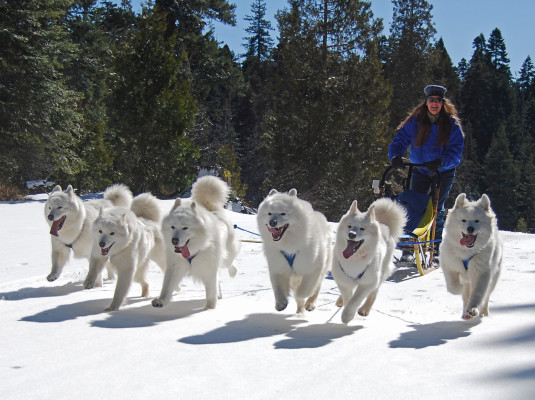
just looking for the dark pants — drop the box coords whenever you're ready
[410,167,456,238]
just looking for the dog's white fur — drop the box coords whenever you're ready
[44,184,132,284]
[152,176,240,310]
[332,198,407,323]
[257,189,332,316]
[84,192,166,311]
[439,193,503,319]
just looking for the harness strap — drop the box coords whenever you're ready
[281,250,297,267]
[187,253,197,265]
[462,254,474,271]
[339,261,368,281]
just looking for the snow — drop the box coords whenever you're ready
[1,195,535,400]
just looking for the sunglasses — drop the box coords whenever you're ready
[427,97,443,104]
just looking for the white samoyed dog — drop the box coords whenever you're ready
[44,184,132,284]
[257,189,332,316]
[439,193,503,320]
[152,176,240,310]
[84,192,166,311]
[332,198,407,323]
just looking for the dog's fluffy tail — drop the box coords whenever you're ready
[372,198,407,240]
[191,176,230,211]
[104,184,133,208]
[130,193,161,222]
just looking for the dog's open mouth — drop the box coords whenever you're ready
[50,215,66,237]
[101,242,115,256]
[460,232,477,248]
[267,224,289,241]
[175,240,191,259]
[343,239,364,259]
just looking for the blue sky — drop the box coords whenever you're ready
[124,0,534,76]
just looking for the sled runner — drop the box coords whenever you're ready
[373,162,440,276]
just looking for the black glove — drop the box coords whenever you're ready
[425,158,442,173]
[391,156,405,170]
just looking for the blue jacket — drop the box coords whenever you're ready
[388,115,464,173]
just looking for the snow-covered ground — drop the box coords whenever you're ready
[1,195,534,399]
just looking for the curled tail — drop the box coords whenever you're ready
[130,193,161,222]
[104,184,133,208]
[371,198,407,240]
[191,176,230,211]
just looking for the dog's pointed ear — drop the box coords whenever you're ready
[366,204,376,221]
[289,189,297,197]
[478,194,491,212]
[454,193,467,208]
[268,189,278,196]
[349,200,359,214]
[52,185,62,193]
[191,201,197,212]
[65,185,74,195]
[171,198,182,212]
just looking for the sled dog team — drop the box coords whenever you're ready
[44,176,502,322]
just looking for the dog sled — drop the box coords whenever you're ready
[373,161,441,276]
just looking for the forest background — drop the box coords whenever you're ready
[1,0,534,232]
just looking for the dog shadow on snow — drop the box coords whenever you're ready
[389,319,481,349]
[2,282,82,301]
[20,295,206,327]
[178,313,363,349]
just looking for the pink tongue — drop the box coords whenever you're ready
[343,241,359,259]
[460,236,474,246]
[50,220,61,237]
[460,236,472,246]
[180,244,191,259]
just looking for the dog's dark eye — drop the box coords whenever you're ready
[171,225,175,230]
[57,206,62,209]
[348,225,352,229]
[99,230,102,234]
[360,228,365,231]
[281,213,286,216]
[110,232,115,236]
[268,213,272,216]
[461,219,466,222]
[474,220,479,223]
[183,227,188,231]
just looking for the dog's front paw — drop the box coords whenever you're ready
[47,273,59,282]
[83,278,95,289]
[105,305,119,312]
[152,298,164,308]
[341,307,357,324]
[275,300,288,312]
[305,299,316,312]
[358,306,370,317]
[463,308,479,320]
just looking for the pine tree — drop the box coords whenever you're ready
[0,0,83,186]
[108,5,199,196]
[383,0,436,128]
[430,38,461,101]
[261,0,390,219]
[483,126,521,231]
[239,0,275,200]
[243,0,274,62]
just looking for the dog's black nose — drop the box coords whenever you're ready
[467,226,474,234]
[172,237,179,245]
[48,214,54,221]
[348,231,357,240]
[269,218,278,227]
[99,241,106,248]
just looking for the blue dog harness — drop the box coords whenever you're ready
[281,251,297,267]
[339,262,369,281]
[462,254,475,270]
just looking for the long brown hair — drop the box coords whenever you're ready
[397,98,463,147]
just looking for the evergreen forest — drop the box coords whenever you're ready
[1,0,534,232]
